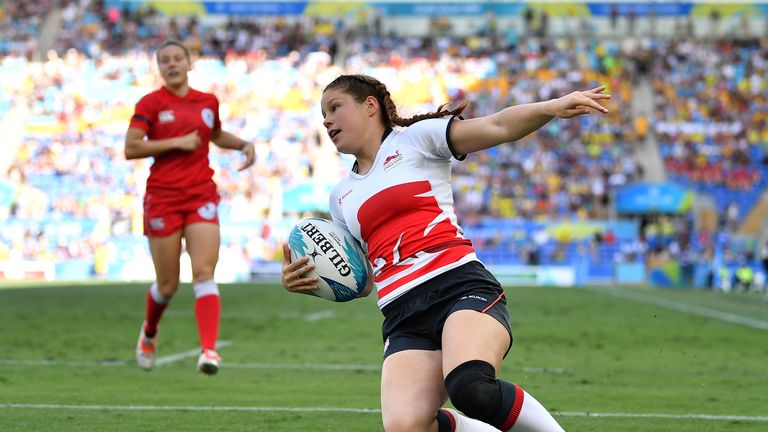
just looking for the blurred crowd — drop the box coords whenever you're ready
[0,2,766,289]
[0,0,53,59]
[653,38,768,194]
[648,37,768,286]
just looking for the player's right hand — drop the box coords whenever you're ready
[176,131,201,151]
[551,86,611,119]
[280,243,318,294]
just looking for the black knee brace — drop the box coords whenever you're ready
[444,360,517,427]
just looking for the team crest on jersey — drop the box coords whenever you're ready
[158,110,175,124]
[201,108,214,129]
[198,202,218,220]
[383,149,403,172]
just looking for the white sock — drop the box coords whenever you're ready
[441,408,500,431]
[507,390,565,432]
[149,282,169,304]
[193,279,219,298]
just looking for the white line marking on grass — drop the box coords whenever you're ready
[555,411,768,422]
[0,404,379,414]
[225,363,568,374]
[165,310,341,321]
[589,287,768,331]
[0,359,568,374]
[1,404,766,422]
[155,341,232,366]
[226,362,381,371]
[0,341,234,368]
[304,310,336,322]
[0,360,129,367]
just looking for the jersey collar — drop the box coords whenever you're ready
[352,128,393,174]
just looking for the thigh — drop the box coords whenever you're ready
[148,231,183,296]
[183,222,220,282]
[442,310,511,375]
[381,350,446,432]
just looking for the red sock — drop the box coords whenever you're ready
[144,289,168,336]
[195,294,221,351]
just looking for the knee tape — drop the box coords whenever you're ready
[444,360,501,422]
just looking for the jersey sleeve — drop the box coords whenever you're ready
[129,94,155,132]
[211,94,222,132]
[401,117,465,161]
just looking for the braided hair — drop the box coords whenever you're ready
[323,74,468,128]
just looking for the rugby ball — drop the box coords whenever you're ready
[287,218,368,302]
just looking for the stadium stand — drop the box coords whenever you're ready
[1,1,767,292]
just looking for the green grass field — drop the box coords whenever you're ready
[0,281,766,431]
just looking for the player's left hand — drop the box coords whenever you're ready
[239,142,256,171]
[280,243,319,294]
[552,86,611,119]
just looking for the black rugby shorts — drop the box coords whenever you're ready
[381,261,512,358]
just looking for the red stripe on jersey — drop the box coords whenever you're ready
[359,181,468,269]
[357,180,473,302]
[376,245,475,300]
[371,239,471,284]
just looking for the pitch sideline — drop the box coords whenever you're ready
[587,286,768,331]
[0,403,766,422]
[0,358,567,374]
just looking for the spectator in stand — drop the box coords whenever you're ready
[735,261,754,292]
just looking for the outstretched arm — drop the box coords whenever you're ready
[450,86,611,155]
[211,129,255,171]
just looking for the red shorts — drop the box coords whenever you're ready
[143,185,220,237]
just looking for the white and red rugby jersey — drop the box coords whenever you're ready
[329,117,479,309]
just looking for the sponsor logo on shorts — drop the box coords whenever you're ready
[460,294,488,303]
[383,337,390,353]
[149,217,165,231]
[201,108,215,129]
[158,110,175,124]
[198,202,218,220]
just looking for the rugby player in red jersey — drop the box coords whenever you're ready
[125,40,255,375]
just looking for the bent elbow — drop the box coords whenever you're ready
[124,141,143,160]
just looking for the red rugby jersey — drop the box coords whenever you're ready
[129,87,221,192]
